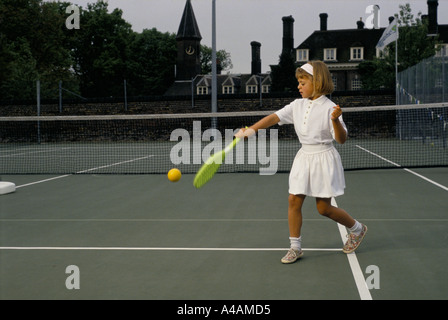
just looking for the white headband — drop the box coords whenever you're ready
[300,63,314,76]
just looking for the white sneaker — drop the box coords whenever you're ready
[281,248,303,264]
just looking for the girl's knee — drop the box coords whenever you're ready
[316,200,331,217]
[288,194,304,209]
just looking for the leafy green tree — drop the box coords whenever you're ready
[71,1,133,97]
[359,3,441,90]
[0,0,74,99]
[126,28,177,96]
[200,45,233,74]
[0,0,236,100]
[270,51,297,93]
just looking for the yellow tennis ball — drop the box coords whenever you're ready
[168,168,182,182]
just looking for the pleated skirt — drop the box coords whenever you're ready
[288,143,345,198]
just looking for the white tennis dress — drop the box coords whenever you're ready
[275,95,347,198]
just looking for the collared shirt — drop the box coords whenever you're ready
[275,95,347,145]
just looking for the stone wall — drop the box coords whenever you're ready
[0,91,395,116]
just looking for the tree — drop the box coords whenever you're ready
[0,0,74,100]
[71,1,133,98]
[270,51,297,93]
[126,28,177,96]
[200,45,232,74]
[359,3,441,90]
[0,0,235,101]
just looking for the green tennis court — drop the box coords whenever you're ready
[1,105,447,302]
[1,166,447,300]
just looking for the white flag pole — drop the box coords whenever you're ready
[395,35,398,105]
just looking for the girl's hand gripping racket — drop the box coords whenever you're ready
[193,136,242,189]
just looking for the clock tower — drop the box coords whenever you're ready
[176,0,202,80]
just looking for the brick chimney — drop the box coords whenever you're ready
[282,16,295,54]
[251,41,261,75]
[319,13,328,31]
[427,0,438,35]
[357,17,365,29]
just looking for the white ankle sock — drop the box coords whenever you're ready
[349,220,363,235]
[289,236,301,251]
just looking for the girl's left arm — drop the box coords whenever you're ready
[331,105,347,144]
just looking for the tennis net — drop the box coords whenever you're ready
[1,102,447,174]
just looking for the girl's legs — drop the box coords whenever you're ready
[288,194,306,238]
[315,197,356,228]
[315,197,367,253]
[281,194,306,264]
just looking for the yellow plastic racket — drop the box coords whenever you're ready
[193,137,242,189]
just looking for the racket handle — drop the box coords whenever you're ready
[224,137,240,153]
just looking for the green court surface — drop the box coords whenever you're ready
[0,167,447,300]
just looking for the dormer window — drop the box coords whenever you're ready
[197,86,208,95]
[223,85,234,94]
[196,77,210,95]
[324,48,337,61]
[296,49,309,62]
[350,47,364,60]
[246,85,257,94]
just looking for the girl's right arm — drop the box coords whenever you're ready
[235,113,280,138]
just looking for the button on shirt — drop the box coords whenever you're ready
[275,95,347,145]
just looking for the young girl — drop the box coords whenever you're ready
[235,60,367,264]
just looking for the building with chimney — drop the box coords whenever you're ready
[296,14,386,91]
[296,0,447,91]
[166,0,447,97]
[165,0,271,98]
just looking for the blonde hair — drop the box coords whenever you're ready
[295,60,334,97]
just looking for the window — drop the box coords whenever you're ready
[246,85,257,94]
[331,74,337,91]
[197,86,208,95]
[223,86,234,94]
[351,78,362,90]
[296,49,309,62]
[350,47,364,60]
[324,48,337,61]
[262,85,270,93]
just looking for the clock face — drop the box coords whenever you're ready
[185,46,195,55]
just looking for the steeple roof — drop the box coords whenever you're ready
[176,0,202,40]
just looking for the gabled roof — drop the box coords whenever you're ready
[176,0,202,40]
[164,73,271,96]
[297,28,385,62]
[245,75,259,86]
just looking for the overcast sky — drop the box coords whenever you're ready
[61,0,447,74]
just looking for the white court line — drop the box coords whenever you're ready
[0,147,72,158]
[0,247,341,252]
[15,155,154,188]
[76,155,154,174]
[16,175,72,188]
[355,145,448,191]
[331,197,372,300]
